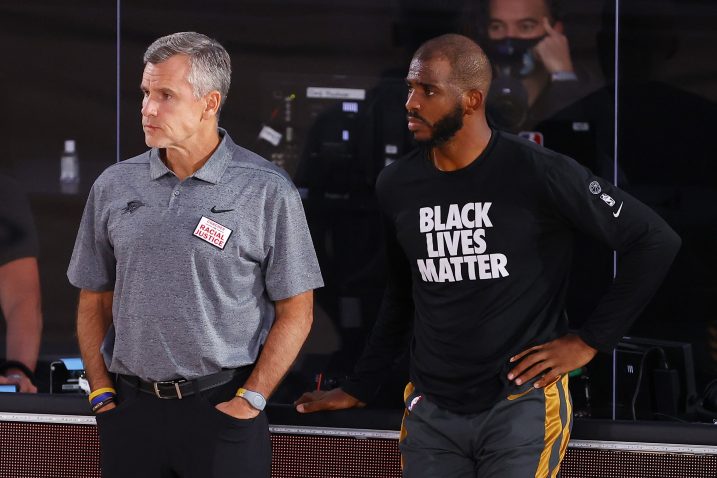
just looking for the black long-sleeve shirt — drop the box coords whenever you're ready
[342,130,681,414]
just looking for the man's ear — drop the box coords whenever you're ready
[464,89,485,114]
[553,20,565,34]
[203,91,222,119]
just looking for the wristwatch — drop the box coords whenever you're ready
[550,71,578,82]
[236,388,266,411]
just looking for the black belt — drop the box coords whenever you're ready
[120,369,239,399]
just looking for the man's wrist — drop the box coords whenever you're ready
[235,387,267,411]
[3,373,25,383]
[4,369,27,378]
[0,361,35,383]
[550,71,578,82]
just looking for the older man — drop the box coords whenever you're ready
[68,32,323,477]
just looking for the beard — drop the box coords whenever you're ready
[414,103,464,148]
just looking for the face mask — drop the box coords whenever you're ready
[485,36,545,78]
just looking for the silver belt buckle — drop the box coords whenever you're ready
[153,379,186,399]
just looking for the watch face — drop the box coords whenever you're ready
[241,389,265,410]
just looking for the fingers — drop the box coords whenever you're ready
[217,399,260,419]
[534,19,573,73]
[508,340,558,385]
[508,334,597,388]
[0,375,36,393]
[294,388,362,413]
[295,396,334,414]
[295,401,319,413]
[510,344,541,363]
[294,391,326,406]
[17,377,37,393]
[509,352,553,385]
[534,372,562,389]
[18,382,38,393]
[294,390,337,413]
[509,334,595,389]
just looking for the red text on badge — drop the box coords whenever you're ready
[193,216,233,250]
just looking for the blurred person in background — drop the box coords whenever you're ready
[480,0,597,131]
[0,174,42,393]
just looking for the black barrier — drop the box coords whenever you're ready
[2,395,717,478]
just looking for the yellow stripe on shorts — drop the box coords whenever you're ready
[535,374,571,478]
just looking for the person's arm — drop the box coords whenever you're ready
[295,215,414,413]
[509,155,681,388]
[0,257,42,393]
[534,17,575,76]
[216,290,314,419]
[76,289,115,411]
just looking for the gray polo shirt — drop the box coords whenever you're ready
[67,130,323,381]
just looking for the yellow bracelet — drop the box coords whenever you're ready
[89,387,117,402]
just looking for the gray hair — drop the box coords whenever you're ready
[144,32,231,111]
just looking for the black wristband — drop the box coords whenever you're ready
[0,360,36,384]
[92,397,116,413]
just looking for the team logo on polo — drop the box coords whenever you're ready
[589,181,602,195]
[122,200,145,214]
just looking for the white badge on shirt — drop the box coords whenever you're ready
[193,216,233,250]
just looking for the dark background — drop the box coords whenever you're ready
[0,0,715,421]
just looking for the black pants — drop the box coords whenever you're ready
[95,371,271,478]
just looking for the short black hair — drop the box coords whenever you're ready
[544,0,565,22]
[466,0,567,39]
[412,33,492,93]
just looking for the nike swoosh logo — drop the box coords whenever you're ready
[613,202,624,218]
[211,206,235,213]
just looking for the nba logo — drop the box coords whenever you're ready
[519,131,544,146]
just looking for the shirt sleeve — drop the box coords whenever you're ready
[341,213,414,403]
[543,154,681,352]
[66,181,116,291]
[262,180,324,301]
[0,176,39,266]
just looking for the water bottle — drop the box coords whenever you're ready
[60,139,79,194]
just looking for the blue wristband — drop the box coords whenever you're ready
[90,392,116,407]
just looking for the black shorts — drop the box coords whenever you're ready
[399,375,572,478]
